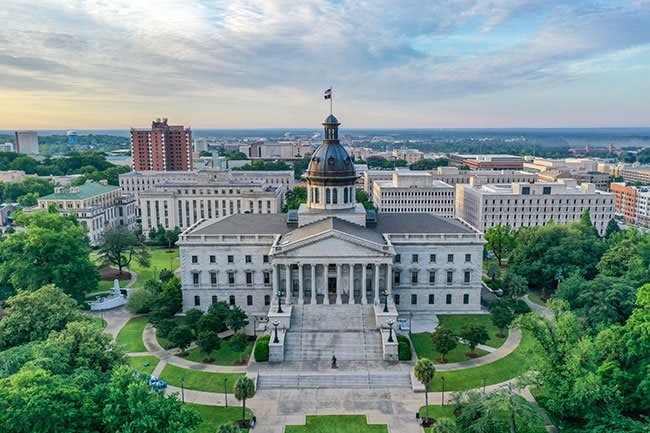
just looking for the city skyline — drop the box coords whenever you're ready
[2,1,650,129]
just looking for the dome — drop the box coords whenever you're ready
[324,114,339,125]
[306,141,356,181]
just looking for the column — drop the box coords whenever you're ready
[323,264,329,305]
[298,263,304,305]
[272,264,278,307]
[374,263,380,304]
[387,263,393,296]
[348,264,355,304]
[361,264,367,305]
[310,264,317,305]
[285,265,291,305]
[336,264,342,304]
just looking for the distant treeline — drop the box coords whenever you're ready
[0,134,129,155]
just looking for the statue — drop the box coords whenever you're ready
[331,354,337,368]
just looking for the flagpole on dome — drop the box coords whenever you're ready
[330,85,332,115]
[324,86,333,115]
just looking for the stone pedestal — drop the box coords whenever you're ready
[267,304,292,330]
[373,304,398,329]
[269,328,286,362]
[381,328,399,362]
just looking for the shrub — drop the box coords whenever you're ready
[156,319,177,338]
[513,299,531,314]
[125,287,157,314]
[254,335,270,362]
[397,334,412,361]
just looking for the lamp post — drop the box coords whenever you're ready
[409,311,413,335]
[224,378,228,407]
[181,376,185,404]
[253,316,257,337]
[277,288,284,314]
[387,319,395,343]
[272,320,280,344]
[382,289,389,313]
[441,376,445,406]
[482,375,487,394]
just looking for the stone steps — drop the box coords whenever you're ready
[257,372,412,390]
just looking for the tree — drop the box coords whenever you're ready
[167,326,194,356]
[17,191,39,206]
[490,304,514,338]
[459,324,489,357]
[431,418,459,433]
[282,187,307,212]
[430,326,457,363]
[216,424,241,433]
[125,287,158,314]
[98,226,150,275]
[0,210,98,302]
[605,218,620,238]
[226,305,249,333]
[485,224,515,266]
[0,285,88,349]
[197,331,221,362]
[164,227,181,251]
[199,301,230,333]
[184,308,204,336]
[356,190,375,210]
[414,358,436,425]
[503,272,528,301]
[234,376,255,424]
[229,332,249,364]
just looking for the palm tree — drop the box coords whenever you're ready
[234,376,255,424]
[414,358,436,425]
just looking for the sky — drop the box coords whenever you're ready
[1,0,650,129]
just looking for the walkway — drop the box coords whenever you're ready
[523,294,553,320]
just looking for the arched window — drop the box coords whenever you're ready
[326,188,331,204]
[333,188,338,204]
[344,187,348,203]
[315,188,320,203]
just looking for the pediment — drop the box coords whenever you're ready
[272,229,393,259]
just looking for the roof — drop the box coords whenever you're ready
[40,183,119,200]
[190,214,292,235]
[372,213,474,234]
[280,217,386,246]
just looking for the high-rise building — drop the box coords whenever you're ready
[14,131,39,154]
[130,118,192,171]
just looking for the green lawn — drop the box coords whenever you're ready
[427,329,535,392]
[285,415,388,433]
[438,314,508,348]
[127,355,160,375]
[115,316,148,352]
[129,248,180,288]
[97,279,129,292]
[528,293,547,307]
[91,316,107,330]
[158,364,245,393]
[185,339,255,366]
[187,404,252,433]
[411,332,488,363]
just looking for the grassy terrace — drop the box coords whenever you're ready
[427,329,534,392]
[158,364,245,393]
[127,355,160,376]
[185,340,255,366]
[285,415,388,433]
[97,279,129,292]
[129,248,180,288]
[91,316,107,330]
[411,333,488,363]
[115,316,148,352]
[437,314,507,348]
[189,404,252,433]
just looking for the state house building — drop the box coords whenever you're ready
[178,113,484,326]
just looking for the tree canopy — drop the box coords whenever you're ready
[98,226,150,275]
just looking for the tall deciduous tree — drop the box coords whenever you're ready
[430,326,457,363]
[168,326,194,356]
[414,358,436,424]
[197,331,221,362]
[0,210,98,301]
[485,224,515,266]
[234,376,255,424]
[98,226,150,275]
[503,272,528,301]
[226,305,249,333]
[490,304,514,338]
[459,324,489,357]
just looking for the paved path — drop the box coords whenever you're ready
[93,306,133,339]
[523,294,553,320]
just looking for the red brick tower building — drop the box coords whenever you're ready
[130,118,193,171]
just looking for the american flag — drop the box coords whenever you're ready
[324,88,332,100]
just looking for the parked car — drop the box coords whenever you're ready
[397,318,410,333]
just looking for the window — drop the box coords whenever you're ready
[411,294,417,305]
[446,294,452,304]
[463,294,469,304]
[411,270,418,285]
[191,255,198,264]
[429,271,435,285]
[194,295,200,306]
[447,270,453,284]
[464,271,471,284]
[465,254,471,262]
[447,254,454,263]
[394,294,400,305]
[210,272,217,285]
[246,272,253,285]
[227,255,234,263]
[245,255,252,263]
[395,254,401,263]
[229,295,235,306]
[264,295,271,305]
[263,255,269,263]
[394,270,401,285]
[211,295,217,304]
[429,254,436,262]
[247,295,253,306]
[228,272,235,285]
[428,294,435,304]
[522,186,530,195]
[209,255,216,264]
[543,186,552,195]
[412,254,419,263]
[263,272,271,285]
[192,272,200,285]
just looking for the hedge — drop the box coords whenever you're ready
[254,334,270,362]
[397,334,412,361]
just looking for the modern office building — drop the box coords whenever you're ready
[372,171,455,217]
[37,181,137,246]
[449,154,524,170]
[456,178,615,235]
[620,166,650,185]
[130,118,193,171]
[610,182,650,228]
[14,131,39,154]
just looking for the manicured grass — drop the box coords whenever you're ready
[285,415,388,433]
[91,316,107,330]
[127,355,160,375]
[187,404,252,433]
[158,364,245,393]
[115,316,148,352]
[438,314,507,348]
[528,293,547,307]
[97,279,129,292]
[427,329,535,392]
[129,248,180,288]
[185,339,255,366]
[411,332,488,363]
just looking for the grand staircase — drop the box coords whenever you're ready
[257,372,411,389]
